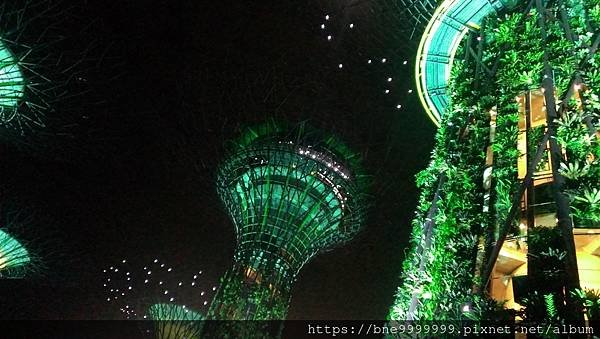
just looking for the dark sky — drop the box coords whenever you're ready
[1,0,436,321]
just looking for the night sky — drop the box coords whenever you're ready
[1,0,436,321]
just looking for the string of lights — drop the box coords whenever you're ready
[102,257,218,320]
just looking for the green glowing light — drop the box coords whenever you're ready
[211,122,368,320]
[0,42,25,110]
[148,303,203,339]
[148,303,203,321]
[416,0,516,125]
[0,229,30,276]
[396,0,600,322]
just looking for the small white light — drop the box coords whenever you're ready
[192,282,196,286]
[381,58,387,63]
[144,279,148,283]
[349,23,354,28]
[154,259,158,263]
[408,89,413,93]
[110,266,114,270]
[170,297,174,302]
[403,60,408,65]
[107,298,111,302]
[212,286,217,291]
[167,268,172,272]
[327,35,332,41]
[164,290,168,295]
[367,59,372,64]
[194,275,198,279]
[387,77,392,82]
[325,15,330,20]
[320,24,325,29]
[338,63,343,69]
[147,271,151,275]
[385,89,390,94]
[179,282,183,286]
[204,301,208,305]
[159,281,163,285]
[128,286,132,290]
[122,259,126,263]
[160,264,165,268]
[396,104,402,109]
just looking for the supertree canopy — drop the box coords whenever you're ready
[147,303,203,339]
[0,229,30,278]
[148,303,204,321]
[391,0,600,326]
[0,45,25,111]
[0,0,113,152]
[0,205,48,280]
[0,0,66,136]
[209,121,369,321]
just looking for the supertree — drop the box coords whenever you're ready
[0,229,30,278]
[207,121,369,326]
[390,0,600,328]
[0,206,45,280]
[0,0,115,155]
[147,303,204,339]
[163,1,424,321]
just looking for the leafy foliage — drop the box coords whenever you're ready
[391,0,600,323]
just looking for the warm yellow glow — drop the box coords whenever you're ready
[491,232,600,308]
[490,242,527,310]
[516,90,552,180]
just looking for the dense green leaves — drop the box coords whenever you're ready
[391,0,600,323]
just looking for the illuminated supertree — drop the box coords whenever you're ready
[147,303,204,339]
[102,257,217,321]
[0,229,30,278]
[0,207,45,279]
[390,0,600,326]
[0,0,113,153]
[208,121,369,324]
